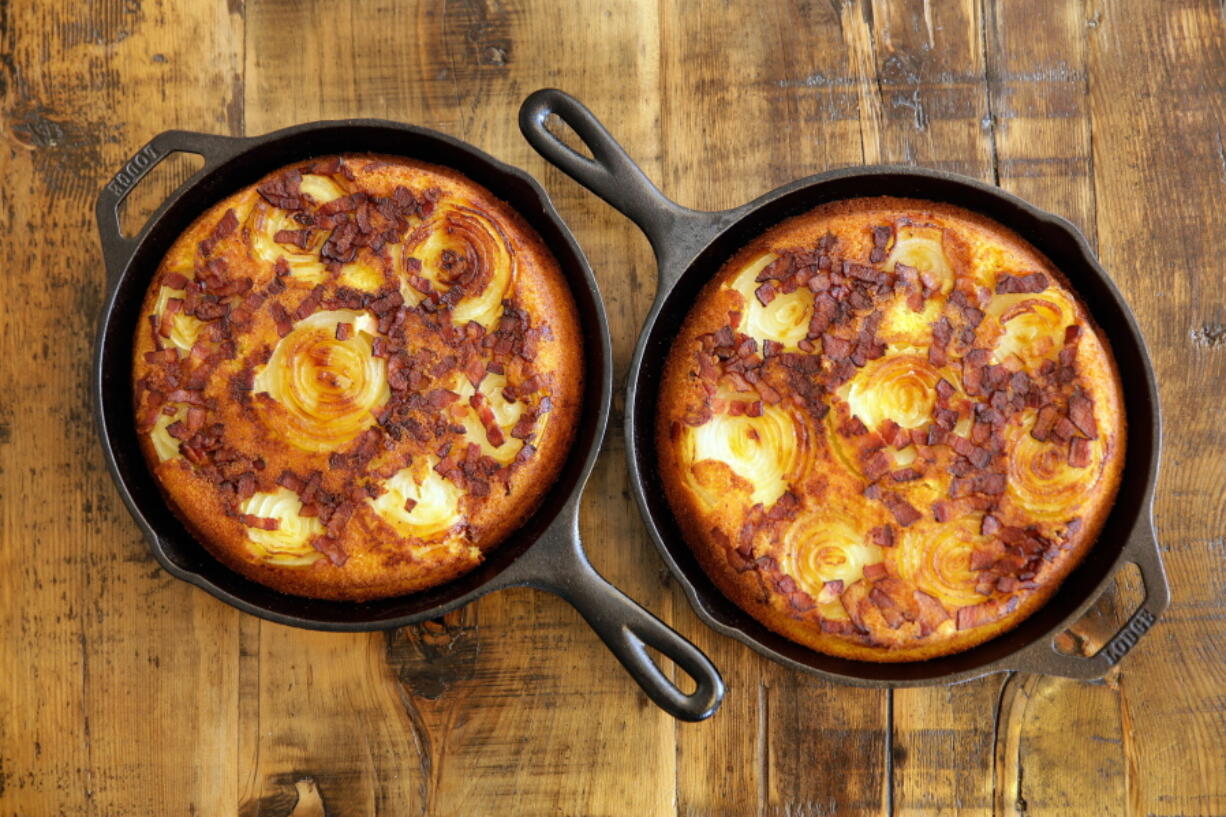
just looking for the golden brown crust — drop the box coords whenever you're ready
[657,197,1124,662]
[132,154,582,600]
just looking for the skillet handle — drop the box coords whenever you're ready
[95,130,246,280]
[519,88,732,278]
[493,503,725,721]
[1012,513,1169,679]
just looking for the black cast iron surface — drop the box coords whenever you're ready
[93,119,723,720]
[520,88,1169,686]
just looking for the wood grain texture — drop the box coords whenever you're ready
[1,1,1223,815]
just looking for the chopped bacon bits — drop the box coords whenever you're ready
[1067,392,1098,439]
[862,449,894,481]
[274,228,313,250]
[957,603,994,630]
[1031,405,1059,441]
[883,494,923,527]
[868,525,895,547]
[755,282,777,305]
[1068,437,1092,467]
[238,514,280,531]
[863,562,888,581]
[995,272,1049,294]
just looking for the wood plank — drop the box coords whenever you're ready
[241,1,678,815]
[0,1,244,815]
[1084,0,1226,814]
[657,2,886,815]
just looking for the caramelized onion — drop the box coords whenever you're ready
[682,401,807,507]
[1006,411,1104,520]
[248,176,346,285]
[240,488,324,566]
[781,514,885,620]
[149,404,188,461]
[841,350,942,431]
[884,225,954,295]
[452,372,525,464]
[152,286,203,353]
[987,294,1073,369]
[367,457,464,539]
[252,310,389,452]
[887,512,987,608]
[728,253,813,348]
[404,206,514,328]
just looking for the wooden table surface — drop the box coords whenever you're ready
[2,0,1224,814]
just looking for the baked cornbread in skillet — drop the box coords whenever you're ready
[657,197,1123,661]
[132,154,582,600]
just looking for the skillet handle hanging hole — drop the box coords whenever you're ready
[95,131,245,280]
[518,89,709,268]
[517,520,725,720]
[1020,515,1169,680]
[572,575,725,721]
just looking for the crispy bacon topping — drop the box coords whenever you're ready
[995,272,1049,294]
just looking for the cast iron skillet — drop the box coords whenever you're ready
[93,119,723,720]
[520,89,1169,686]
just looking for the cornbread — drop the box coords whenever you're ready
[657,197,1123,661]
[133,154,582,600]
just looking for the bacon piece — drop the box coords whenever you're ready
[995,272,1049,294]
[972,473,1006,495]
[165,389,206,406]
[1052,416,1078,442]
[870,587,906,628]
[292,285,325,322]
[817,580,845,605]
[926,424,947,446]
[256,171,304,210]
[1068,437,1092,467]
[312,536,349,567]
[163,271,189,290]
[157,297,183,338]
[862,449,894,481]
[841,415,868,437]
[981,514,1002,536]
[868,525,895,547]
[237,514,280,531]
[1031,405,1059,441]
[957,603,996,630]
[890,468,921,482]
[1068,392,1098,439]
[274,228,312,250]
[863,562,888,581]
[914,591,950,635]
[510,416,536,440]
[335,322,353,341]
[932,501,953,523]
[198,208,240,256]
[883,494,923,527]
[269,302,292,338]
[822,333,851,359]
[144,348,178,364]
[755,282,777,305]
